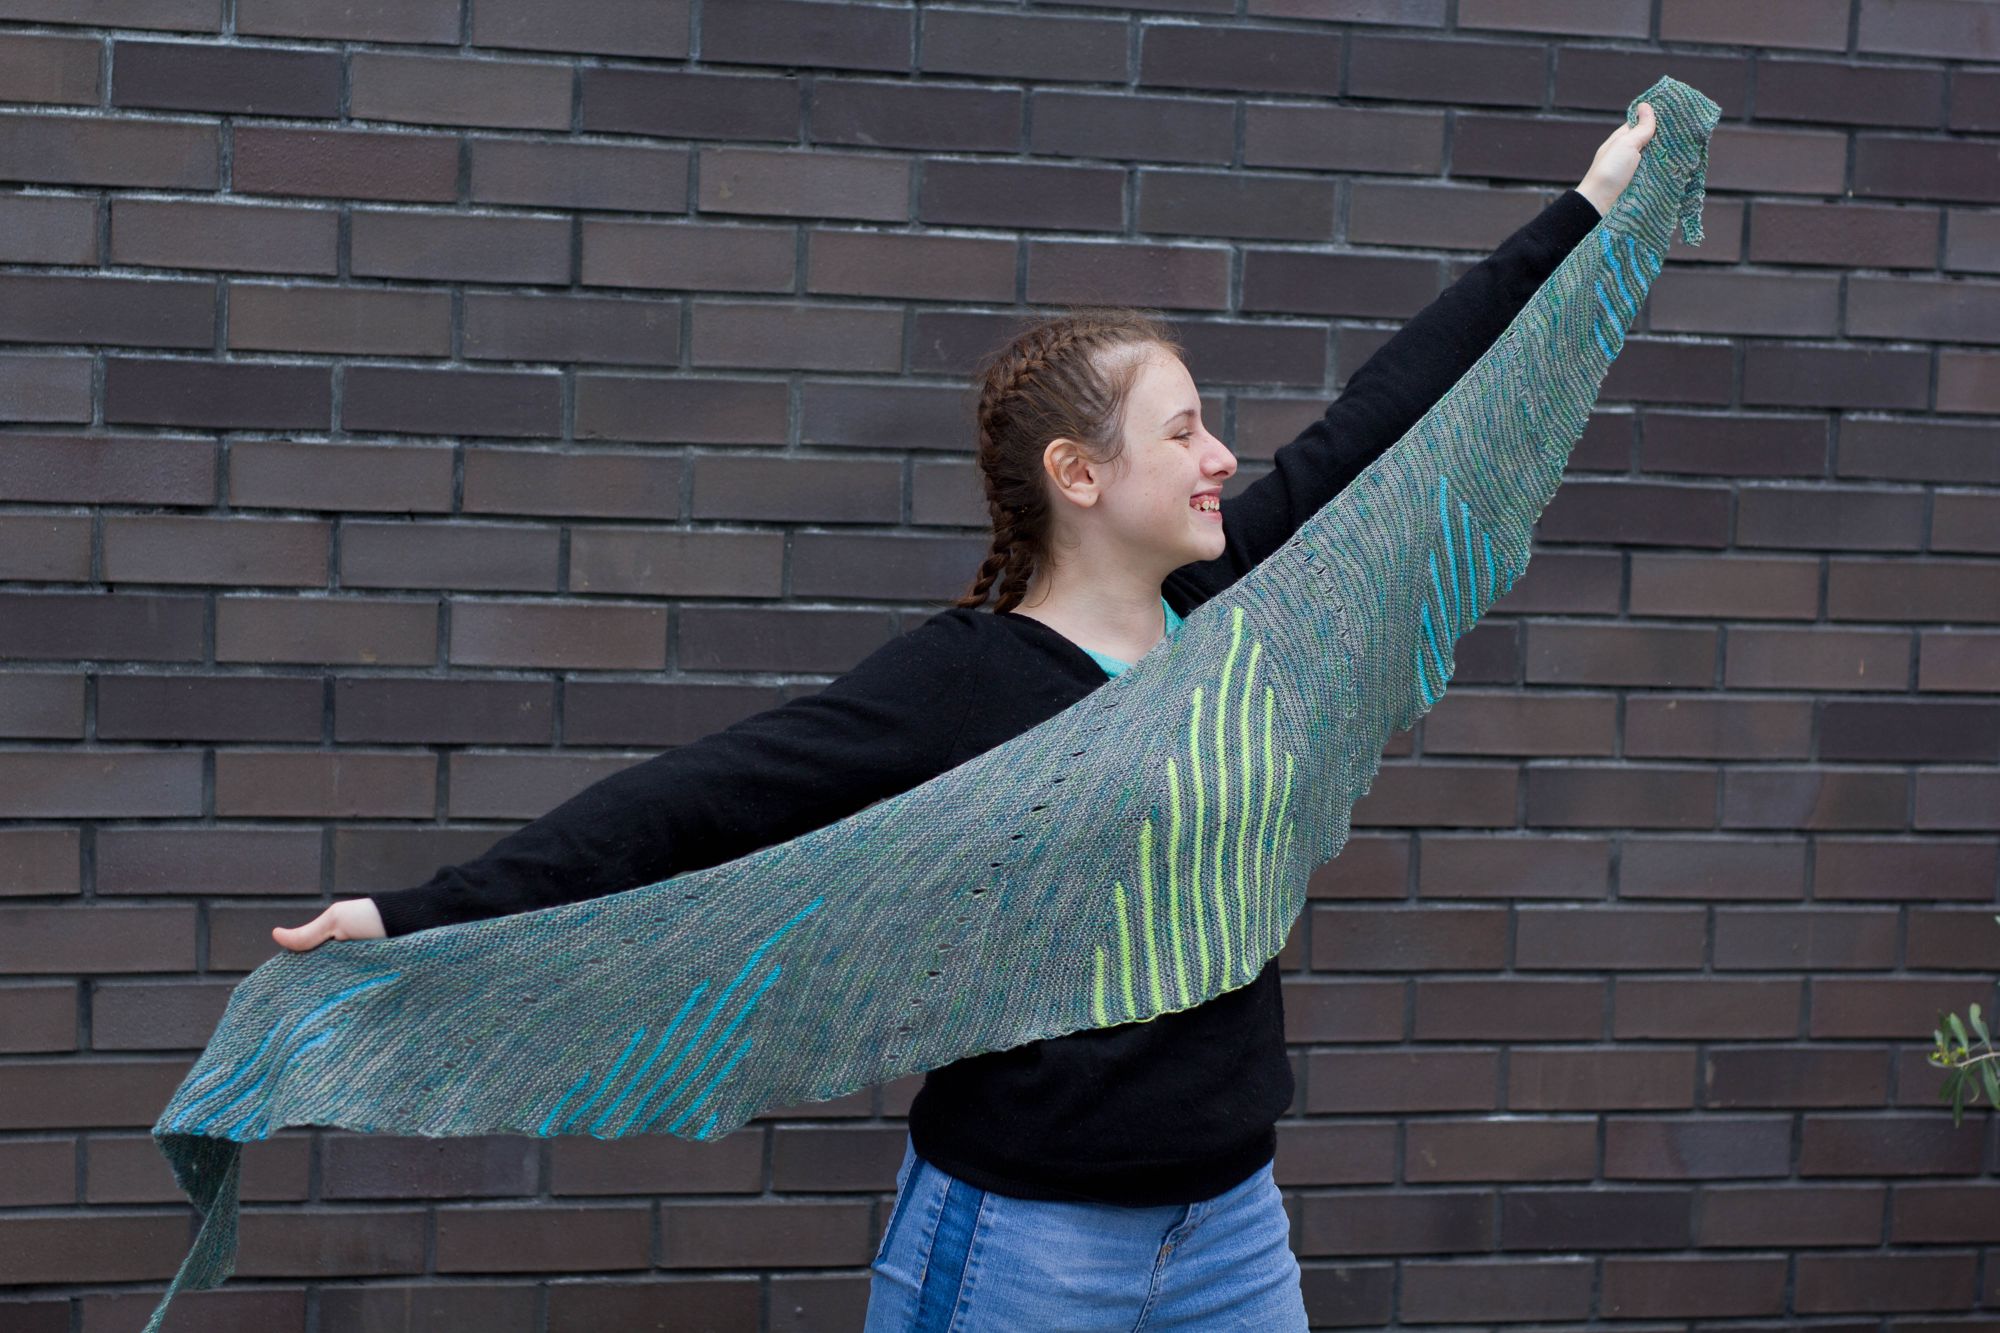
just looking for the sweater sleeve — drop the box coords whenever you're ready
[1171,188,1604,595]
[368,610,978,937]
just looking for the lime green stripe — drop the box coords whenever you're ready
[1169,756,1205,996]
[1212,612,1242,983]
[1272,754,1296,895]
[1236,639,1259,977]
[1138,818,1163,1014]
[1092,947,1108,1027]
[1257,686,1276,954]
[1113,880,1136,1018]
[1187,687,1207,991]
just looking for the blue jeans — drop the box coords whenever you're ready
[863,1134,1310,1332]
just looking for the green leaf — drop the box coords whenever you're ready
[1982,1060,2000,1109]
[1971,1002,1990,1047]
[1949,1013,1970,1051]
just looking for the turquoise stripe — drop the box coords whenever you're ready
[211,1028,338,1141]
[586,981,710,1133]
[1600,228,1635,311]
[639,965,784,1133]
[1459,499,1477,622]
[1594,322,1617,360]
[172,1025,282,1131]
[1436,475,1459,629]
[537,1072,592,1136]
[559,1026,646,1133]
[187,972,399,1133]
[1594,277,1623,326]
[665,1037,756,1134]
[1483,532,1497,602]
[1419,600,1450,683]
[1414,644,1435,708]
[1428,550,1453,637]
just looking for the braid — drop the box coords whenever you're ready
[952,307,1183,614]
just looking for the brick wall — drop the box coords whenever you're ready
[2,0,1997,1329]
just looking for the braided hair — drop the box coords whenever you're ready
[953,306,1184,614]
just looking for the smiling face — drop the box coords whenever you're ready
[1093,344,1239,572]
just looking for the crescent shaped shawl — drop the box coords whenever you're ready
[142,76,1720,1332]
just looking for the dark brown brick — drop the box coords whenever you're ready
[344,366,561,438]
[0,1135,73,1203]
[215,750,435,818]
[1142,21,1339,95]
[1818,837,1999,902]
[1919,628,2000,690]
[111,199,336,276]
[233,126,459,203]
[813,78,1018,153]
[691,301,902,372]
[1616,978,1803,1041]
[1026,239,1230,311]
[0,750,204,819]
[94,829,317,901]
[1415,979,1603,1041]
[807,228,1015,302]
[1620,837,1808,902]
[112,38,338,115]
[1297,1188,1493,1256]
[0,827,80,897]
[0,591,205,662]
[1246,102,1444,174]
[921,158,1125,232]
[1851,274,2000,344]
[1824,699,2000,763]
[1939,347,2000,412]
[1745,345,1931,411]
[1890,1182,2000,1243]
[106,357,331,430]
[433,1203,650,1272]
[333,677,550,746]
[1553,45,1749,116]
[2,354,90,421]
[96,673,321,745]
[350,50,572,130]
[690,456,898,524]
[0,30,99,105]
[91,977,232,1049]
[0,192,98,264]
[1030,89,1232,165]
[1399,1257,1593,1324]
[1525,765,1717,830]
[470,292,684,369]
[1603,1255,1787,1318]
[1801,1114,1985,1178]
[661,1200,872,1268]
[1649,266,1841,337]
[576,375,787,446]
[350,210,569,285]
[102,513,328,587]
[581,65,792,140]
[1627,693,1815,761]
[450,600,666,670]
[464,447,685,518]
[82,1287,307,1333]
[924,9,1127,83]
[447,752,643,820]
[343,520,560,592]
[1698,1181,1886,1244]
[1462,0,1645,34]
[1830,558,2000,625]
[230,440,455,513]
[550,1129,763,1197]
[0,1056,189,1129]
[1138,169,1337,242]
[0,1212,185,1284]
[1416,833,1609,900]
[1856,135,2000,205]
[323,1134,537,1200]
[1724,768,1909,831]
[580,218,793,293]
[678,606,892,674]
[0,671,84,741]
[1351,34,1541,105]
[1946,207,2000,274]
[319,1283,538,1333]
[472,0,691,57]
[240,0,457,42]
[549,1279,761,1333]
[472,137,690,211]
[1508,1048,1699,1109]
[1661,0,1849,50]
[0,981,76,1054]
[0,111,216,189]
[1626,554,1819,624]
[1859,0,2000,59]
[1349,761,1517,829]
[0,513,87,581]
[0,0,220,30]
[1725,626,1911,692]
[1516,905,1707,969]
[698,146,907,223]
[561,679,778,748]
[791,532,986,601]
[1759,56,1945,129]
[217,595,437,667]
[707,0,909,72]
[228,281,451,357]
[6,277,209,358]
[1952,66,2000,132]
[235,1207,428,1277]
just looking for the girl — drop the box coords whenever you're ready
[277,105,1655,1331]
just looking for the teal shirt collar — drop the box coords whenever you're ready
[1085,596,1185,678]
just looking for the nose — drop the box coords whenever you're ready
[1203,428,1237,478]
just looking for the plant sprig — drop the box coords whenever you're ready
[1929,915,2000,1128]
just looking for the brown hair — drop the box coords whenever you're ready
[953,306,1184,614]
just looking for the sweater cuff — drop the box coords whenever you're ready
[1550,187,1605,242]
[369,888,439,939]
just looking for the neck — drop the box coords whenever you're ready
[1010,557,1167,648]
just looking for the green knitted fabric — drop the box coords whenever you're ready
[144,77,1719,1332]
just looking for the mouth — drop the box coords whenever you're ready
[1190,491,1222,519]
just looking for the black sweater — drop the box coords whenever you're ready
[371,188,1603,1206]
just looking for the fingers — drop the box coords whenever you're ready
[272,907,333,952]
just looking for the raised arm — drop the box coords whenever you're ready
[280,611,977,944]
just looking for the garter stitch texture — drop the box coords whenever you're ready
[143,76,1721,1331]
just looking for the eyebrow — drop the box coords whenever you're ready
[1161,407,1199,428]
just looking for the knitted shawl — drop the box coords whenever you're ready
[144,76,1719,1330]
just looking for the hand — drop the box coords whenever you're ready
[273,897,386,952]
[1575,101,1657,217]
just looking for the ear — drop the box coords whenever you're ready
[1041,436,1107,510]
